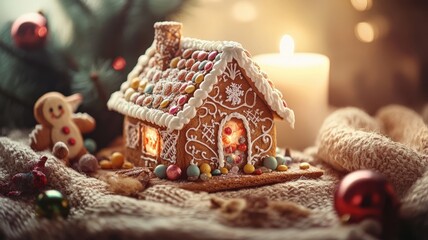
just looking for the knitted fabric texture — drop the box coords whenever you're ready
[1,104,427,240]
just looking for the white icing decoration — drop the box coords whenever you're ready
[159,129,178,164]
[108,37,295,131]
[217,112,252,168]
[125,121,139,149]
[225,83,244,106]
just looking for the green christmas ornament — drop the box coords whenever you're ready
[36,189,70,219]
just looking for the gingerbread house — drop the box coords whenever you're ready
[107,22,295,173]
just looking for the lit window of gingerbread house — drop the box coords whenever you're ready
[108,21,295,172]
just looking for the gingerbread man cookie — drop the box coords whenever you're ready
[30,92,98,172]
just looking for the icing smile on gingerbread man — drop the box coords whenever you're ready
[49,105,64,119]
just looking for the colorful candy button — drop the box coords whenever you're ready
[169,106,180,115]
[208,51,218,61]
[185,85,196,94]
[182,49,193,59]
[177,95,187,105]
[160,99,170,108]
[170,57,180,68]
[130,78,140,90]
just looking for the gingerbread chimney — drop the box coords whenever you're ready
[154,21,182,70]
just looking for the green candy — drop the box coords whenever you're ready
[154,164,167,179]
[186,164,200,177]
[263,156,278,170]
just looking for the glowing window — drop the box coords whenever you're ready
[141,125,161,157]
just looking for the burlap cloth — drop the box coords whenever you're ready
[1,104,427,240]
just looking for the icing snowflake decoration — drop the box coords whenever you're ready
[225,83,244,106]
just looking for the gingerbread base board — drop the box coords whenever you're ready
[150,163,323,193]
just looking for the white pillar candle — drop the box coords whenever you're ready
[253,35,330,150]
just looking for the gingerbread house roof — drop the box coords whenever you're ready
[108,22,295,131]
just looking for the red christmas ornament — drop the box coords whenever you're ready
[334,170,399,224]
[166,164,182,181]
[11,12,48,50]
[224,127,232,135]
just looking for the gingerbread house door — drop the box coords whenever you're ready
[218,113,252,169]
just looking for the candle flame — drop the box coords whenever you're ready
[280,35,294,57]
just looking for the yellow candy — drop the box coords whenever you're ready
[130,78,140,90]
[243,164,255,174]
[122,161,134,169]
[138,79,148,91]
[185,85,196,94]
[194,74,204,84]
[100,160,112,169]
[160,99,170,108]
[277,165,288,171]
[199,163,211,174]
[124,88,135,101]
[206,172,212,178]
[170,57,180,68]
[111,152,125,169]
[299,162,310,170]
[220,167,229,174]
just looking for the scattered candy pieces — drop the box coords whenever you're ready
[122,161,134,169]
[277,165,288,171]
[263,156,277,170]
[111,152,125,169]
[212,169,221,176]
[220,167,229,174]
[166,164,182,180]
[154,164,167,179]
[243,164,255,174]
[199,163,211,174]
[186,164,200,178]
[100,160,113,169]
[299,162,310,170]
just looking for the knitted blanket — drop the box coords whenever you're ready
[1,105,427,240]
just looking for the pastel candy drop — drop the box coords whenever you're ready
[253,168,263,175]
[199,163,211,174]
[130,78,140,90]
[284,156,293,166]
[300,162,310,170]
[185,71,195,81]
[198,60,207,71]
[160,99,170,108]
[211,169,221,176]
[230,165,239,174]
[191,51,199,60]
[193,74,204,84]
[215,53,222,61]
[110,152,125,169]
[130,92,140,103]
[84,138,97,154]
[182,48,193,59]
[276,156,286,166]
[197,51,208,61]
[170,57,180,68]
[143,96,153,106]
[169,106,180,115]
[124,88,135,101]
[220,167,229,174]
[208,51,218,61]
[144,84,154,94]
[138,79,148,92]
[191,62,200,72]
[100,160,112,169]
[178,95,187,105]
[179,83,188,93]
[153,71,161,82]
[185,58,195,69]
[200,173,210,181]
[177,58,186,69]
[226,156,234,164]
[152,95,163,108]
[122,161,134,169]
[243,164,255,174]
[185,85,196,94]
[277,165,288,171]
[136,95,146,105]
[186,164,200,178]
[263,156,278,170]
[154,164,167,179]
[177,70,186,81]
[204,61,213,72]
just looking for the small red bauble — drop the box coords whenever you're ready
[166,164,182,180]
[11,12,48,50]
[224,127,232,135]
[112,56,126,71]
[334,170,399,224]
[238,143,247,152]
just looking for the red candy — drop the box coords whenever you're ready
[238,143,247,152]
[224,127,232,135]
[62,126,70,134]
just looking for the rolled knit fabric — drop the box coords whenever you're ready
[316,106,428,197]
